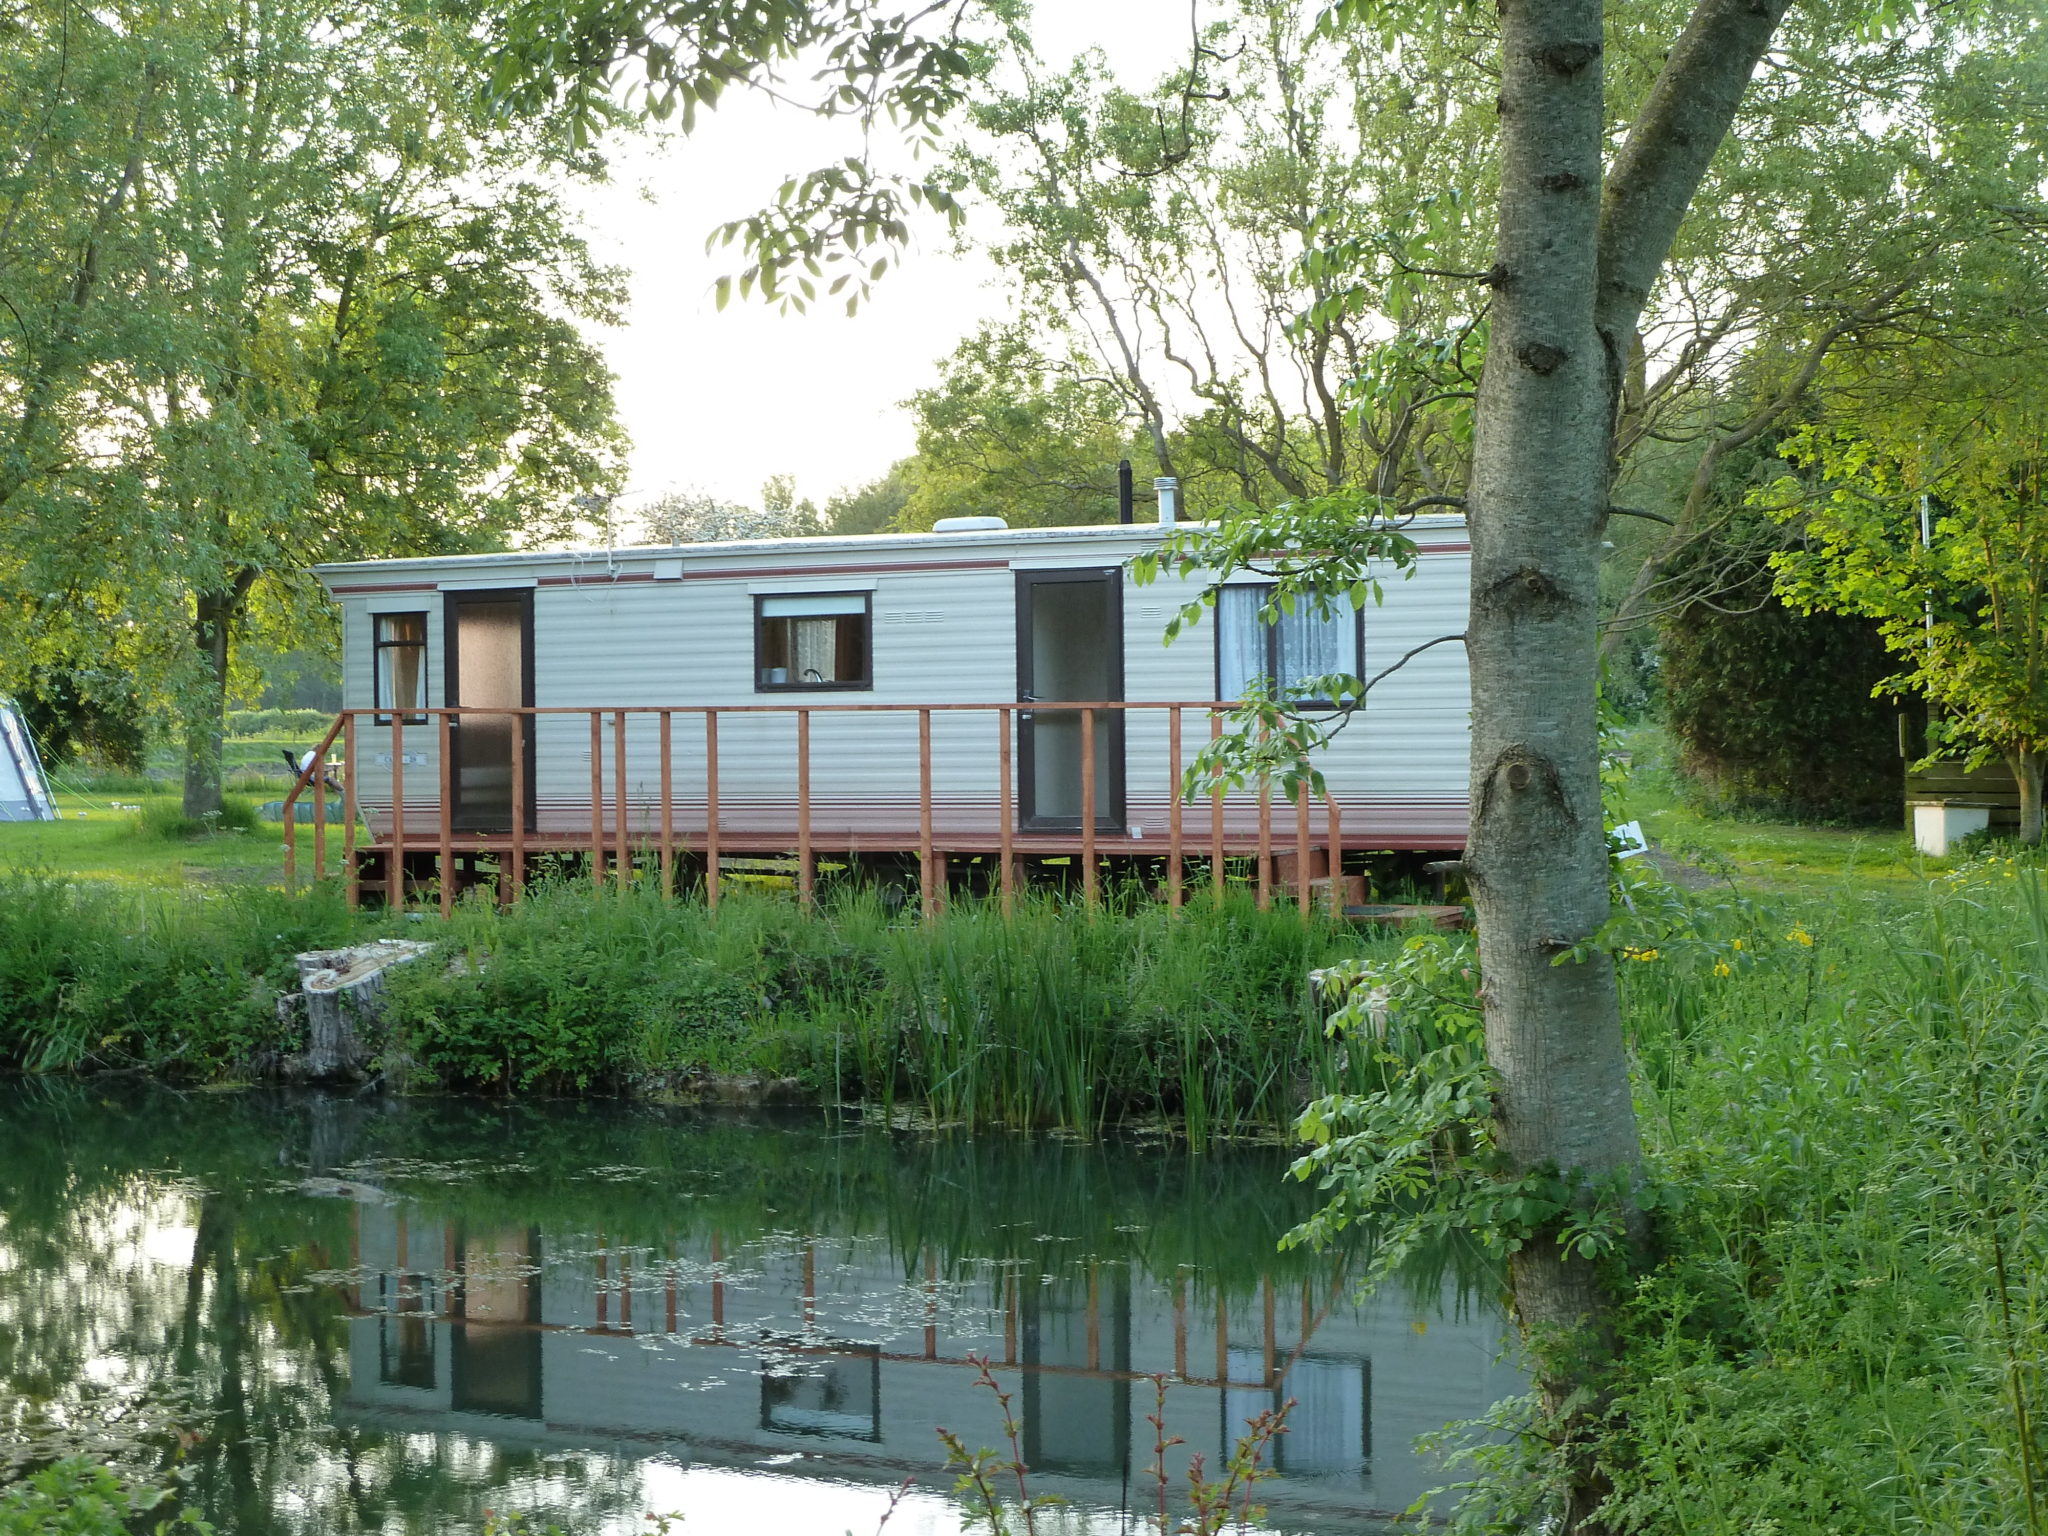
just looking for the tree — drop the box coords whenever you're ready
[822,462,916,534]
[479,0,2034,1524]
[1770,424,2048,844]
[897,324,1156,529]
[636,478,822,543]
[0,0,626,816]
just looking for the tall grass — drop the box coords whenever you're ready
[382,881,1376,1134]
[0,871,357,1073]
[1576,854,2048,1534]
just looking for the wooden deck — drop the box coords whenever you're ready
[282,701,1449,917]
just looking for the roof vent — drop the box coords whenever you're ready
[933,516,1008,533]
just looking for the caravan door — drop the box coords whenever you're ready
[1016,569,1125,832]
[444,590,535,833]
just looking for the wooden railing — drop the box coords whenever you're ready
[282,702,1345,919]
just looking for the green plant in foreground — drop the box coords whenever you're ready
[0,1460,212,1535]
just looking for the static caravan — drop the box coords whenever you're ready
[303,516,1472,905]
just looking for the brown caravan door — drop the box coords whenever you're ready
[444,589,535,833]
[1017,569,1125,832]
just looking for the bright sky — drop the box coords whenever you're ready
[563,2,1192,518]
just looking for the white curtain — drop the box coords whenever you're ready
[1277,604,1349,693]
[792,617,838,683]
[1218,586,1270,699]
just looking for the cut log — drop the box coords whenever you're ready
[283,939,435,1082]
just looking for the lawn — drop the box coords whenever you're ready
[4,732,321,887]
[1613,724,1939,894]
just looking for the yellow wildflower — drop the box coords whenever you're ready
[1625,947,1660,962]
[1787,926,1814,947]
[1732,938,1744,951]
[1713,961,1732,977]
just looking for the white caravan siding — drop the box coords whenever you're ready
[317,520,1471,851]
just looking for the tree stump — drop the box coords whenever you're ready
[284,939,436,1082]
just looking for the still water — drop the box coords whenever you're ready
[0,1085,1519,1534]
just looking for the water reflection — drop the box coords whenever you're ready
[0,1086,1520,1534]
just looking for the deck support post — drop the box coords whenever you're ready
[1296,780,1312,921]
[1081,707,1098,908]
[589,711,605,890]
[797,709,813,910]
[917,708,936,920]
[658,712,673,897]
[1256,768,1272,911]
[1167,706,1183,912]
[1325,792,1342,916]
[704,710,721,909]
[312,737,328,883]
[996,706,1015,917]
[509,713,526,902]
[343,714,359,909]
[1209,710,1225,907]
[614,709,629,891]
[438,711,455,918]
[389,715,406,911]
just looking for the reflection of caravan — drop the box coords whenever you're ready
[337,1204,1521,1525]
[302,518,1473,905]
[0,702,56,822]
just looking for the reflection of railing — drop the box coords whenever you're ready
[283,702,1350,919]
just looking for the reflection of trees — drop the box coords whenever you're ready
[0,1080,1500,1531]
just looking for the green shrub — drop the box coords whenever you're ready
[131,796,260,841]
[0,1459,212,1535]
[0,872,360,1073]
[224,708,333,738]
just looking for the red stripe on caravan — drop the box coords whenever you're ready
[327,581,441,594]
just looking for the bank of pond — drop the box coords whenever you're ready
[0,873,1390,1135]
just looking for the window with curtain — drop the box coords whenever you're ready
[373,612,427,721]
[1216,585,1358,703]
[757,593,872,689]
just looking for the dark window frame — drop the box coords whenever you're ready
[752,591,875,692]
[1211,583,1365,709]
[372,611,429,725]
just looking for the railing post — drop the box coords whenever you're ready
[312,740,327,883]
[997,705,1015,917]
[1325,791,1343,917]
[589,711,605,890]
[918,707,935,920]
[1295,778,1312,921]
[389,714,405,912]
[438,710,455,918]
[1167,706,1183,913]
[1256,768,1272,912]
[614,708,630,891]
[343,715,359,909]
[509,712,526,902]
[1209,710,1225,908]
[796,709,813,911]
[704,710,721,909]
[1081,705,1097,908]
[659,711,674,898]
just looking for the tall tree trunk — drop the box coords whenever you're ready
[1467,0,1642,1439]
[182,590,236,819]
[2010,746,2045,846]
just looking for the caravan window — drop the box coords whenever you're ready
[756,593,872,690]
[374,612,428,722]
[1216,585,1359,705]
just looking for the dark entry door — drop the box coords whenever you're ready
[1017,569,1125,832]
[444,589,534,833]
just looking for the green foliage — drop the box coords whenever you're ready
[1657,500,1903,824]
[223,710,333,740]
[0,1460,212,1535]
[374,881,1367,1132]
[0,872,356,1074]
[132,797,260,841]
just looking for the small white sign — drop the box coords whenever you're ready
[1610,820,1650,859]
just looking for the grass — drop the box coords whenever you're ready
[1615,723,1936,893]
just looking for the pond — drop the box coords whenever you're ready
[0,1084,1519,1534]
